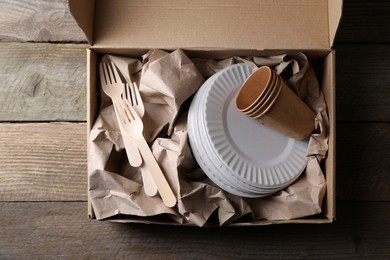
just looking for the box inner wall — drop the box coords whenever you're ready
[87,48,335,224]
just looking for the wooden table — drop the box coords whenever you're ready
[1,0,389,258]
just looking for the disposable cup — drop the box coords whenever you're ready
[235,66,315,140]
[247,73,282,118]
[254,75,316,140]
[236,66,273,112]
[244,71,277,116]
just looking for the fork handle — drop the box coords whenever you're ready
[122,134,143,168]
[140,163,158,197]
[134,136,177,208]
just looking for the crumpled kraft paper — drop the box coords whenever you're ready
[140,49,205,141]
[88,50,328,226]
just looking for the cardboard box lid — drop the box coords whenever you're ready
[69,0,342,50]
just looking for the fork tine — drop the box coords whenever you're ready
[124,82,139,107]
[130,83,137,106]
[119,92,134,122]
[123,81,145,118]
[123,83,132,106]
[107,61,122,83]
[102,63,111,84]
[132,82,141,106]
[99,63,107,85]
[128,82,136,106]
[105,62,115,84]
[110,61,122,83]
[122,100,136,122]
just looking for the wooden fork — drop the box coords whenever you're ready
[123,82,158,197]
[99,62,142,168]
[121,85,177,208]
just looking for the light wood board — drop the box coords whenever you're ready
[0,43,88,121]
[0,0,86,42]
[0,122,86,201]
[0,122,388,202]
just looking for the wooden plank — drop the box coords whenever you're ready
[335,0,390,43]
[0,0,86,42]
[0,201,389,258]
[0,42,387,123]
[0,123,87,201]
[0,122,388,202]
[1,43,388,122]
[0,43,87,121]
[335,44,390,122]
[337,123,390,201]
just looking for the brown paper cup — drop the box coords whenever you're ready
[236,66,315,140]
[247,74,282,118]
[256,77,316,140]
[236,66,273,112]
[244,71,277,116]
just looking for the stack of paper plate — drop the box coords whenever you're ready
[188,64,309,197]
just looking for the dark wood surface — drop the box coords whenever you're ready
[1,202,389,259]
[0,0,389,259]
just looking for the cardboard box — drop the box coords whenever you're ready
[69,0,341,225]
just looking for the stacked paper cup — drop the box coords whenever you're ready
[236,66,315,140]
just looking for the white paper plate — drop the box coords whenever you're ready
[188,70,266,197]
[188,64,309,197]
[190,67,275,197]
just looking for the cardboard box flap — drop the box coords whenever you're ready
[328,0,343,46]
[69,0,342,50]
[68,0,95,43]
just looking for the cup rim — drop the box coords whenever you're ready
[245,71,283,117]
[236,66,273,112]
[251,76,283,119]
[243,71,277,116]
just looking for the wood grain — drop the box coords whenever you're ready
[0,122,388,202]
[0,43,388,122]
[0,0,389,259]
[335,44,390,122]
[0,201,389,258]
[0,123,87,201]
[0,43,88,121]
[0,0,86,42]
[335,0,390,43]
[337,123,390,201]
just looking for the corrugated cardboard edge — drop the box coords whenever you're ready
[321,50,336,221]
[328,0,343,46]
[109,218,333,226]
[330,50,337,221]
[87,49,97,219]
